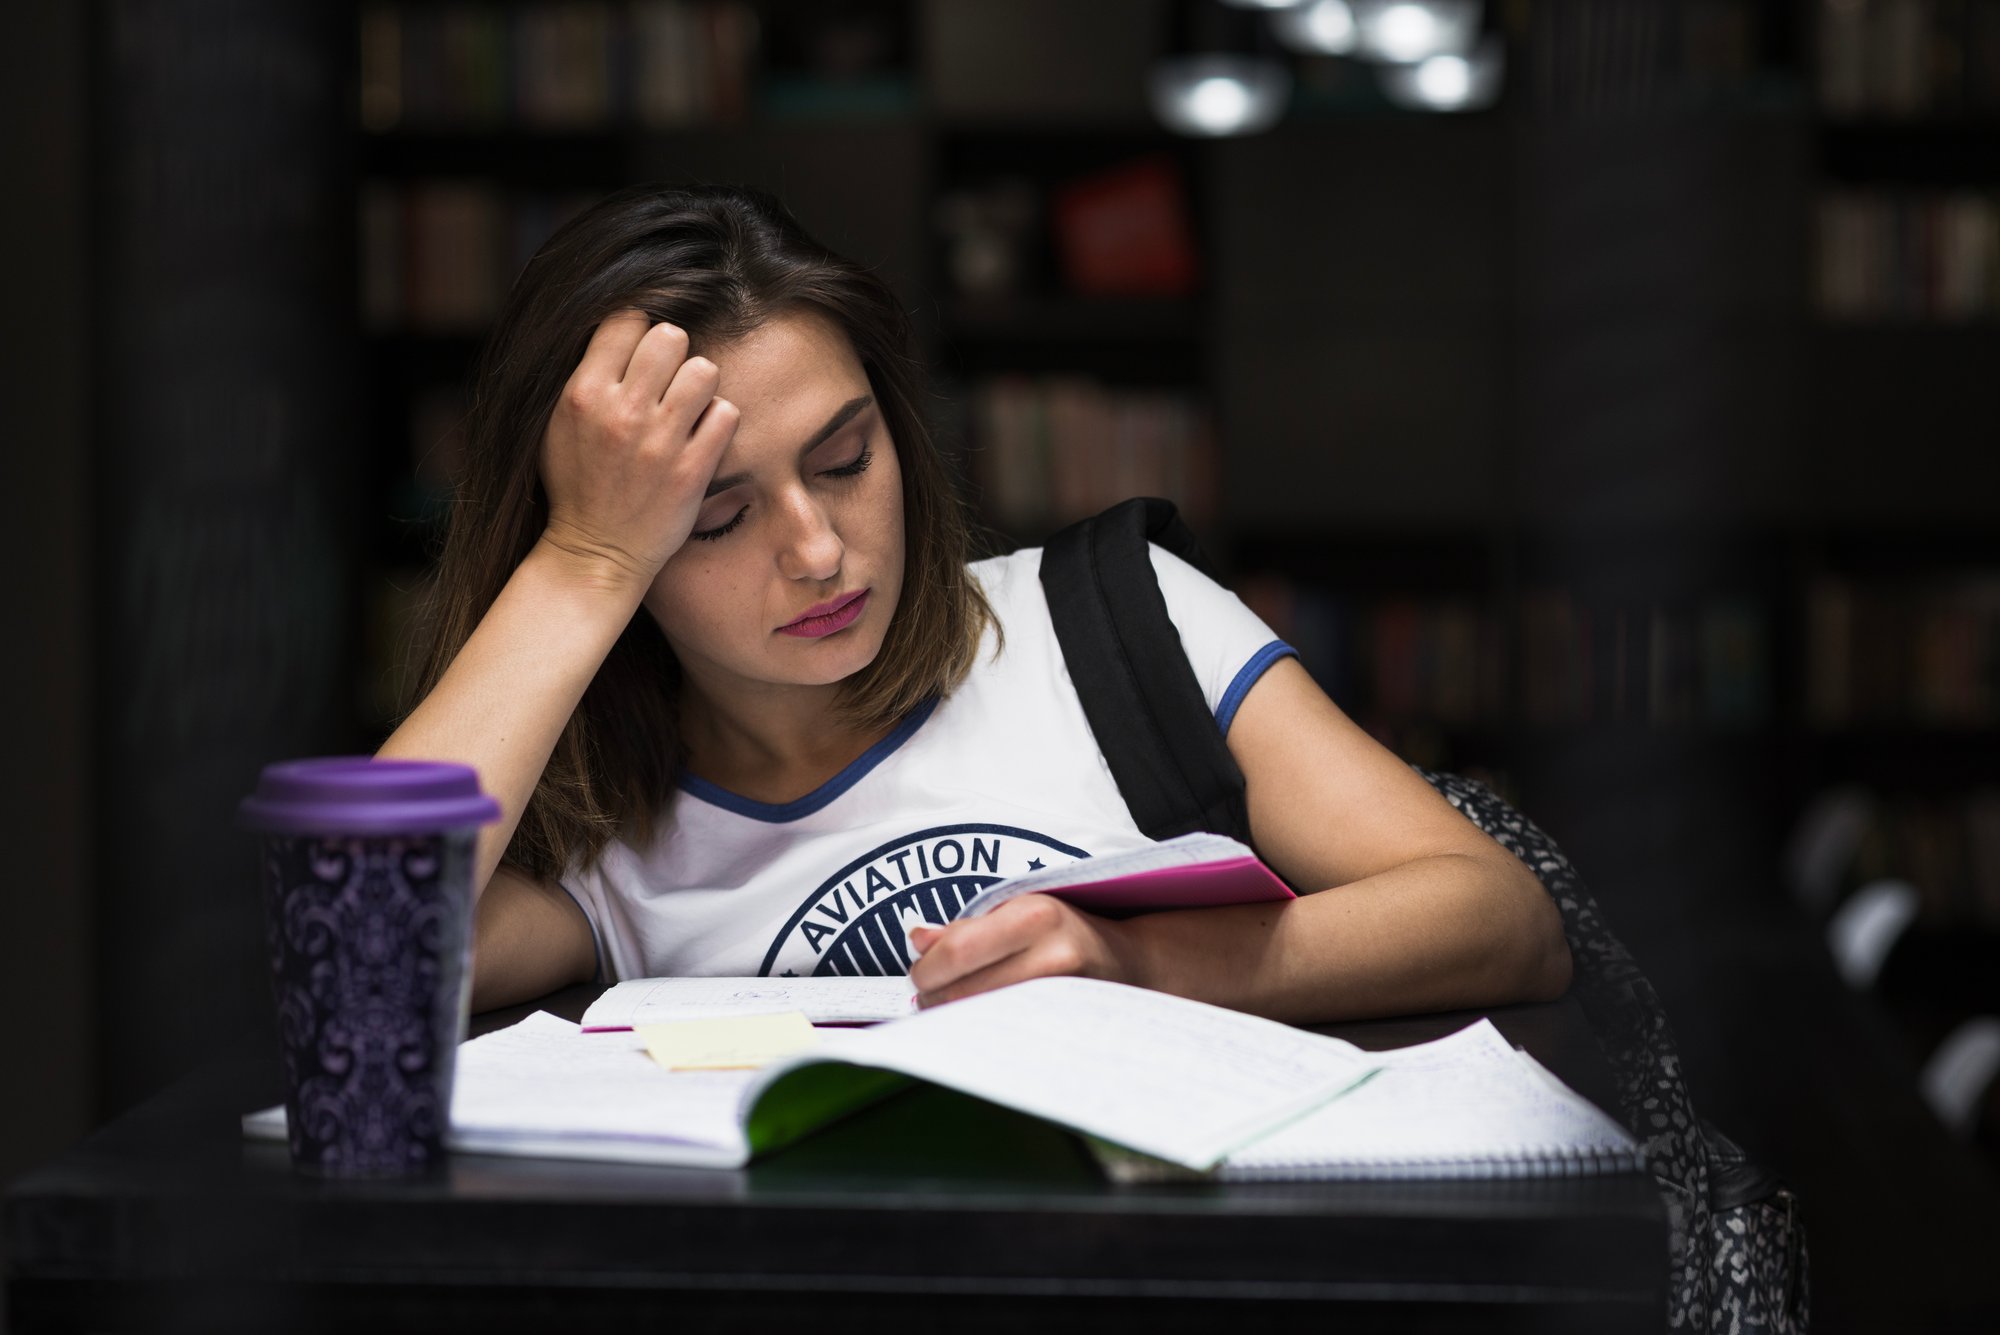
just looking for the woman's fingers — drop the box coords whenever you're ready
[619,318,692,401]
[575,309,653,391]
[909,897,1100,1006]
[681,394,739,479]
[657,354,722,441]
[915,949,1047,1009]
[597,317,721,448]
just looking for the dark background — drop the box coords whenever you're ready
[5,2,1999,1332]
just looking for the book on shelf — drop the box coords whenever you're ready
[513,3,618,130]
[358,1,759,132]
[632,1,757,128]
[1843,790,2000,927]
[1805,575,2000,729]
[245,977,1640,1179]
[404,181,503,331]
[1816,191,2000,323]
[1240,575,1770,734]
[970,375,1217,530]
[1048,155,1200,299]
[1817,0,2000,118]
[361,182,597,333]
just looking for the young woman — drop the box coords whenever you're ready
[380,183,1571,1020]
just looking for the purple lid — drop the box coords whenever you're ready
[239,757,502,835]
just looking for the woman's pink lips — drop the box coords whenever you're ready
[777,589,869,638]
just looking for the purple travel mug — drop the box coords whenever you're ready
[240,757,500,1177]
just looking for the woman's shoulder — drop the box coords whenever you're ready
[965,546,1043,628]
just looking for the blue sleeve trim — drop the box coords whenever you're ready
[1215,640,1298,736]
[554,878,607,985]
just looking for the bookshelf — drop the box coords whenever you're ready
[1792,0,2000,939]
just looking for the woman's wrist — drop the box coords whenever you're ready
[526,528,662,605]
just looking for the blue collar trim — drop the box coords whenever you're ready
[676,696,940,823]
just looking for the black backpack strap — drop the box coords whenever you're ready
[1038,498,1251,843]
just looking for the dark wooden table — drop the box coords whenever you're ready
[4,988,1667,1334]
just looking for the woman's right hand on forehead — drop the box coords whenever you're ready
[538,311,738,586]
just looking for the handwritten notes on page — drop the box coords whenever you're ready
[581,976,918,1030]
[1215,1018,1642,1180]
[638,1012,822,1071]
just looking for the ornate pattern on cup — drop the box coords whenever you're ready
[262,831,474,1176]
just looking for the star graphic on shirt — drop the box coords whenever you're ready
[1026,858,1045,871]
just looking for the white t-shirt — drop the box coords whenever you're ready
[561,544,1295,983]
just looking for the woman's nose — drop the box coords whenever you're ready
[774,489,844,583]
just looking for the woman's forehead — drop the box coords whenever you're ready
[705,310,867,418]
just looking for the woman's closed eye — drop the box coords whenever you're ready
[689,506,748,541]
[820,443,873,479]
[687,443,876,541]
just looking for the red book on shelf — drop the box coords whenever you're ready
[1050,155,1200,298]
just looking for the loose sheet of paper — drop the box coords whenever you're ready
[791,975,1376,1169]
[582,976,918,1029]
[637,1011,822,1070]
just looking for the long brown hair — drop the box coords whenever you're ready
[409,183,994,880]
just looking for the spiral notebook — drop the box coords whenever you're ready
[1092,1017,1641,1183]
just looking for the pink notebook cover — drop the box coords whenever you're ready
[1039,855,1296,915]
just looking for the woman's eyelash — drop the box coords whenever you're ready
[690,509,747,542]
[690,445,873,541]
[821,445,873,478]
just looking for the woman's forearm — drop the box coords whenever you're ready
[377,536,654,896]
[1112,851,1572,1026]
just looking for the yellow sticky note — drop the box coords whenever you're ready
[635,1011,821,1071]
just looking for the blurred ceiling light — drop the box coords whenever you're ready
[1220,0,1307,9]
[1351,0,1481,64]
[1375,38,1503,111]
[1268,0,1358,55]
[1149,55,1292,136]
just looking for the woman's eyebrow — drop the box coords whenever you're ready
[703,394,874,497]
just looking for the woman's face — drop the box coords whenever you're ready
[642,309,906,706]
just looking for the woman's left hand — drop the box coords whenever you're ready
[906,895,1135,1007]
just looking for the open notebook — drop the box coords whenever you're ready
[245,977,1381,1171]
[1092,1017,1642,1182]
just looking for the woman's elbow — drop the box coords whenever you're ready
[1514,868,1573,1002]
[1464,855,1568,999]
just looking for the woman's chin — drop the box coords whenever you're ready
[779,625,887,687]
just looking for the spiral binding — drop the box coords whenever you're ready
[1216,1141,1642,1182]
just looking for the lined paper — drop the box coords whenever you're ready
[1217,1018,1641,1180]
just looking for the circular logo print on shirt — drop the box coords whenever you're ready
[758,824,1091,978]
